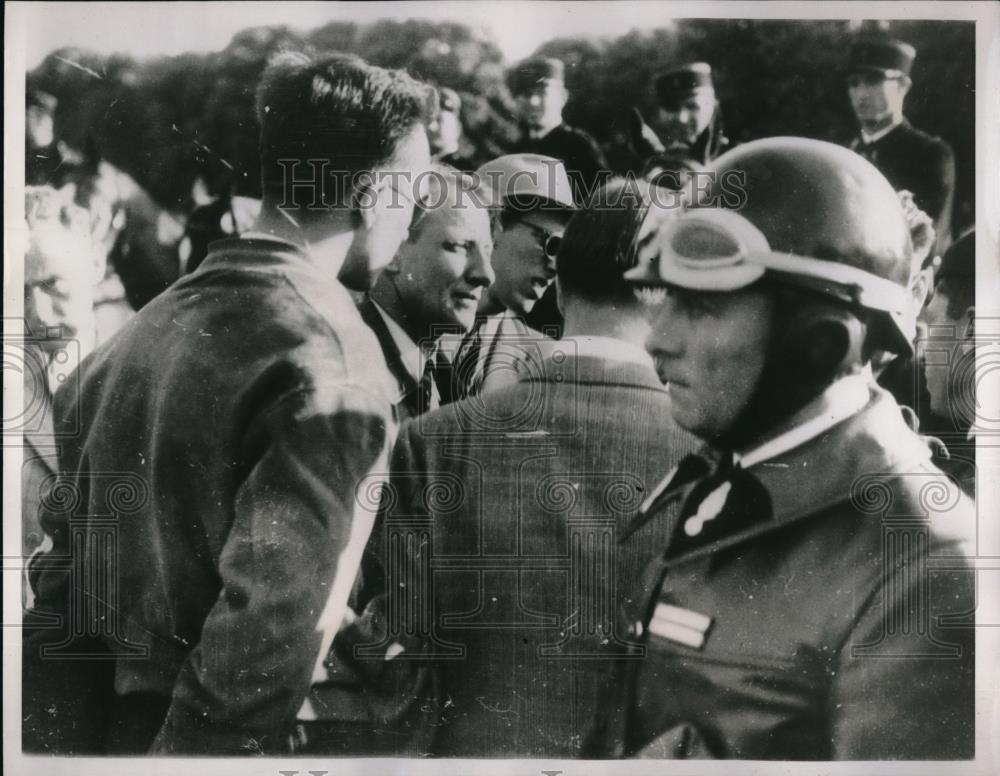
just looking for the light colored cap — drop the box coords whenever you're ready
[475,154,575,210]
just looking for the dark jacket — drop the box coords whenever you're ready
[514,123,608,206]
[302,350,701,756]
[605,386,975,760]
[26,236,396,754]
[851,120,956,256]
[355,295,440,423]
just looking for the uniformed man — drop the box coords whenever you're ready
[606,137,975,760]
[629,62,727,183]
[508,56,607,205]
[846,37,955,256]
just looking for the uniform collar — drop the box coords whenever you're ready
[655,384,936,568]
[561,335,654,370]
[858,117,904,145]
[735,374,872,469]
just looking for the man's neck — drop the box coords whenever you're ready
[527,120,560,141]
[370,277,437,354]
[561,308,648,349]
[732,373,871,468]
[477,287,508,317]
[253,202,354,275]
[859,113,903,140]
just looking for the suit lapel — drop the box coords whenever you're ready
[356,296,420,419]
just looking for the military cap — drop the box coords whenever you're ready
[475,153,575,210]
[508,57,565,95]
[438,87,461,114]
[655,63,714,104]
[936,230,974,284]
[847,38,916,78]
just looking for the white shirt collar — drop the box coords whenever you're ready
[561,335,654,370]
[859,118,903,145]
[371,300,427,384]
[736,373,872,469]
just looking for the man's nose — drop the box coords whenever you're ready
[467,248,495,287]
[29,287,56,323]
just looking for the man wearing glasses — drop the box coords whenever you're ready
[452,153,575,397]
[846,37,955,256]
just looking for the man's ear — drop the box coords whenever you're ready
[382,247,405,275]
[910,266,933,313]
[352,181,380,231]
[899,76,912,98]
[964,306,975,339]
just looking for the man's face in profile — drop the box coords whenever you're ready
[338,124,433,291]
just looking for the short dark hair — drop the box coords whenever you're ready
[556,177,654,304]
[255,52,430,201]
[936,231,975,320]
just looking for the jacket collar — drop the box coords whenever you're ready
[524,350,667,394]
[658,385,933,567]
[356,295,420,405]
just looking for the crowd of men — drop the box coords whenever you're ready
[21,35,977,760]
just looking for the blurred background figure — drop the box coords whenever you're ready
[428,87,475,171]
[26,88,85,188]
[178,173,261,274]
[508,56,607,206]
[630,62,727,174]
[845,37,955,256]
[22,185,106,556]
[920,230,976,496]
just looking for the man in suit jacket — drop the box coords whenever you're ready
[298,178,700,756]
[358,165,495,422]
[24,52,432,755]
[451,153,575,396]
[846,37,955,256]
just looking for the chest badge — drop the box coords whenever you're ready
[648,603,713,649]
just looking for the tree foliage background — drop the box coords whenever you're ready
[28,17,975,232]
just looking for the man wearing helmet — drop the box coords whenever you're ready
[604,137,975,760]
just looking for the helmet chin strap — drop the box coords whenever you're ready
[719,291,867,452]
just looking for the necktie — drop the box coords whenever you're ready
[415,354,436,415]
[453,320,485,399]
[621,451,772,553]
[432,349,455,406]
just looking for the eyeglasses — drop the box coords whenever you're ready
[520,220,563,260]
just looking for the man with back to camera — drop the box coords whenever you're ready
[358,163,496,421]
[451,153,575,396]
[602,137,974,759]
[25,51,432,755]
[846,37,955,257]
[306,177,700,757]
